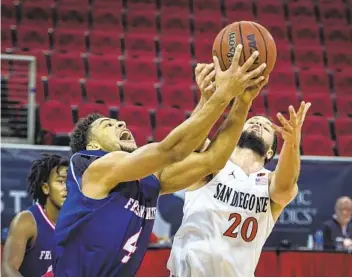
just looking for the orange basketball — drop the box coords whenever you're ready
[212,21,277,76]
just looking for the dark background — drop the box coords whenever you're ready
[1,145,351,247]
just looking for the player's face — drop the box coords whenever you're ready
[89,117,138,152]
[336,199,352,225]
[242,116,275,160]
[45,166,68,208]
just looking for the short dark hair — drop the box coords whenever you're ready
[27,154,69,206]
[70,113,104,154]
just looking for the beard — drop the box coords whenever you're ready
[237,130,269,157]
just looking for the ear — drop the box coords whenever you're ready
[266,149,274,161]
[41,182,50,196]
[87,142,101,150]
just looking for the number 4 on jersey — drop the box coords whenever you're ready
[121,228,142,263]
[224,213,258,242]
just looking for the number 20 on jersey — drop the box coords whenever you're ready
[224,213,258,242]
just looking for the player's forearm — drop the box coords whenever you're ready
[190,96,206,118]
[161,87,232,160]
[190,96,210,151]
[207,97,251,169]
[2,264,23,277]
[274,141,300,192]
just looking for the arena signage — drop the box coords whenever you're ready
[1,145,351,247]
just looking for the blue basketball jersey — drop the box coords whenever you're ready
[53,150,160,277]
[19,204,55,277]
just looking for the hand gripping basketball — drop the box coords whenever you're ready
[213,44,267,98]
[239,76,270,104]
[195,63,216,100]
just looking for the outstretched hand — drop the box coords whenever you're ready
[271,101,312,144]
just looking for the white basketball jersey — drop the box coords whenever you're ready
[167,160,275,277]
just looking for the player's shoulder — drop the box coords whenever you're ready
[13,210,36,224]
[70,150,125,177]
[71,149,111,164]
[9,209,37,234]
[84,150,128,171]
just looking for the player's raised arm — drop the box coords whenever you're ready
[85,88,231,194]
[269,101,311,221]
[158,69,268,194]
[2,212,36,277]
[85,85,233,190]
[190,63,216,151]
[85,45,264,194]
[192,63,216,117]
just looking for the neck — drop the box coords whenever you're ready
[230,147,265,175]
[43,199,59,225]
[337,219,347,229]
[334,214,349,229]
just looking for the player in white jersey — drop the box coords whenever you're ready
[165,54,312,276]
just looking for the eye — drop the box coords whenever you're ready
[106,123,113,127]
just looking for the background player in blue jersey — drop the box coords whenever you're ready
[53,47,267,276]
[2,154,68,277]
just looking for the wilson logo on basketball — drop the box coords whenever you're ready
[247,34,259,66]
[227,31,236,62]
[213,21,276,75]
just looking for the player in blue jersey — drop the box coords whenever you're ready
[2,154,68,277]
[53,47,267,276]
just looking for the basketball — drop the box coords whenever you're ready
[212,21,277,76]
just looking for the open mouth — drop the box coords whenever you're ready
[119,130,132,141]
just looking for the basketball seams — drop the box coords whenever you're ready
[238,22,246,62]
[219,28,227,70]
[251,22,268,65]
[213,21,276,75]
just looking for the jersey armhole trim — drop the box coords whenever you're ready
[186,168,222,192]
[25,209,38,252]
[70,153,112,203]
[206,169,222,184]
[266,170,277,224]
[268,200,277,226]
[70,152,85,192]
